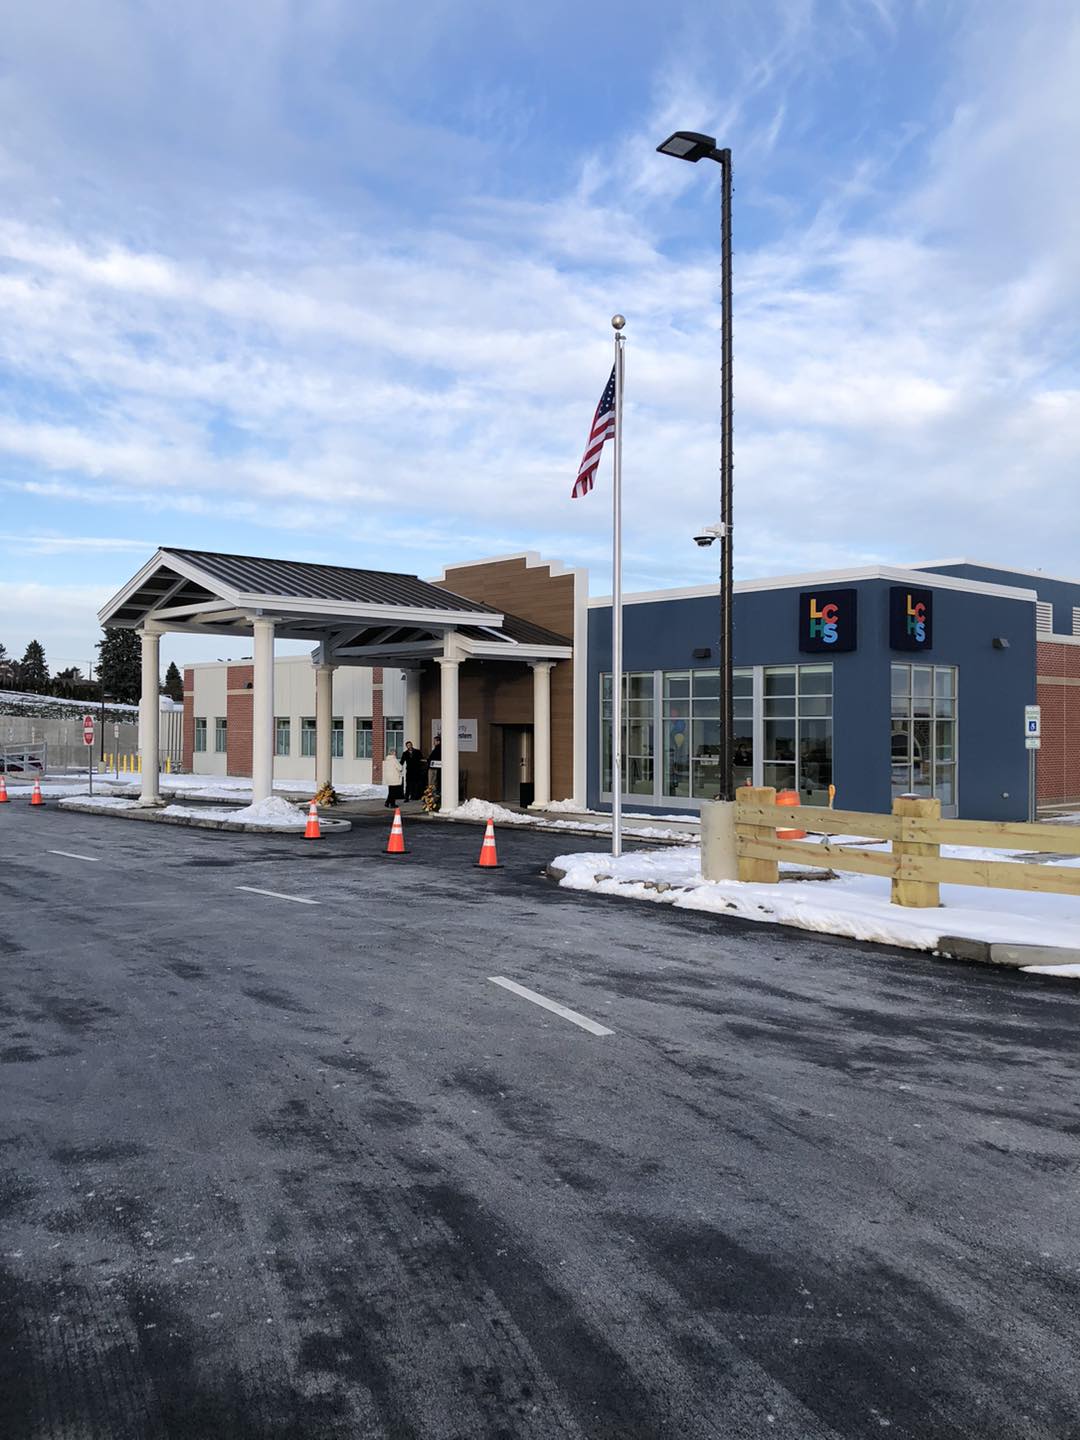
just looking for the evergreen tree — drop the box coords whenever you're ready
[96,628,142,704]
[162,660,184,702]
[19,639,49,691]
[0,642,7,661]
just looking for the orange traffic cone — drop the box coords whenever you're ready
[475,818,502,869]
[30,777,44,807]
[384,807,409,855]
[304,800,321,840]
[0,775,8,804]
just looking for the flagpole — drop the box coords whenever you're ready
[611,314,626,859]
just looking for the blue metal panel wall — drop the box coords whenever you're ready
[587,577,1035,819]
[920,563,1080,636]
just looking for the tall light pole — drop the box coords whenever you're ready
[657,130,734,803]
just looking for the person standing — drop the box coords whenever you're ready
[401,740,424,801]
[427,736,442,799]
[383,750,404,808]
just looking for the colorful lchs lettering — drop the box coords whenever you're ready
[809,597,839,644]
[906,594,927,643]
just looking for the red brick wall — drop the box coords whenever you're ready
[371,666,384,782]
[1036,640,1080,804]
[226,664,254,778]
[182,669,194,772]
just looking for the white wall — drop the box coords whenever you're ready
[192,666,228,775]
[188,656,406,783]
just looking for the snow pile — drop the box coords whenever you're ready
[551,845,1080,962]
[535,798,699,825]
[94,773,389,803]
[443,799,535,826]
[162,795,308,827]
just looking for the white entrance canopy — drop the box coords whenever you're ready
[99,548,572,809]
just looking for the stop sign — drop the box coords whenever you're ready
[82,715,95,746]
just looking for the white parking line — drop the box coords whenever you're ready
[235,886,319,906]
[488,976,614,1036]
[48,850,101,863]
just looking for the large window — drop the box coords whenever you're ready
[891,664,957,814]
[600,672,654,795]
[193,717,207,753]
[763,665,832,805]
[300,717,316,758]
[331,717,344,759]
[274,717,290,757]
[214,716,227,753]
[384,715,404,755]
[661,669,753,800]
[355,718,373,759]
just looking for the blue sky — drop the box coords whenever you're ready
[1,0,1078,671]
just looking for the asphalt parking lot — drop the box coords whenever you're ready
[2,802,1080,1439]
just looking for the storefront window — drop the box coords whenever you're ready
[891,664,957,814]
[763,665,832,804]
[601,673,654,795]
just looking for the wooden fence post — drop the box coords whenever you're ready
[891,795,941,908]
[736,786,779,884]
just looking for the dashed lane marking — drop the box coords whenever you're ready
[235,885,319,906]
[47,850,101,863]
[488,976,614,1036]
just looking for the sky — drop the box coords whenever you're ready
[0,0,1078,672]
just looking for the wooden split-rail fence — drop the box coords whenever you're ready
[734,787,1080,908]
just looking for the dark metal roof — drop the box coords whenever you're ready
[460,612,571,648]
[162,549,501,615]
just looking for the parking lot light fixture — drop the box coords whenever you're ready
[657,128,735,804]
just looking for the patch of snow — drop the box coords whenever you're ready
[58,795,138,811]
[1022,963,1080,978]
[551,845,1080,957]
[535,798,699,824]
[441,798,694,841]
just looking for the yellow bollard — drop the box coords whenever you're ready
[137,754,142,773]
[165,756,172,775]
[120,754,126,774]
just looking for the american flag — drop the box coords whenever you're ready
[571,366,616,499]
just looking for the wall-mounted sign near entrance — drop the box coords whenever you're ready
[890,586,933,651]
[432,718,478,752]
[798,589,858,653]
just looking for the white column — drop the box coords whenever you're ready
[437,655,460,811]
[138,626,162,806]
[404,670,422,750]
[530,661,554,808]
[252,618,275,802]
[315,663,335,789]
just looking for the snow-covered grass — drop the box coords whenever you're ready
[0,690,138,719]
[535,798,699,824]
[442,797,695,842]
[551,845,1080,974]
[163,795,308,827]
[90,774,387,803]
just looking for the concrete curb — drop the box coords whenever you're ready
[430,813,694,846]
[57,799,352,834]
[937,936,1080,971]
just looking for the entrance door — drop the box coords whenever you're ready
[498,725,534,807]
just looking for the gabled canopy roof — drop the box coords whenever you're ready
[98,548,572,663]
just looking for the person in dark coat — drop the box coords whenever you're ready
[401,740,425,801]
[427,738,442,796]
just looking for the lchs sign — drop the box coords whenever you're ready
[890,586,933,651]
[799,589,858,653]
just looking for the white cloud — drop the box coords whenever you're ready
[0,0,1077,670]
